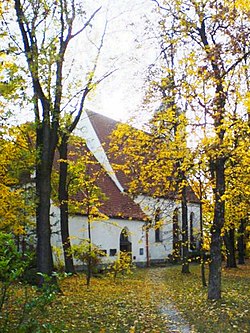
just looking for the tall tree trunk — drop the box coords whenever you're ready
[208,228,222,299]
[36,125,54,284]
[36,170,54,277]
[224,228,237,268]
[181,185,190,274]
[58,138,75,273]
[238,219,245,265]
[15,0,59,284]
[208,157,225,300]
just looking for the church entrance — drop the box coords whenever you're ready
[119,228,132,253]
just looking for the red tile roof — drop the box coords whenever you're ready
[86,110,200,204]
[57,140,148,221]
[93,166,148,221]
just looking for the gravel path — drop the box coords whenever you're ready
[146,268,196,333]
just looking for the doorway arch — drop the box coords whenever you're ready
[120,228,132,253]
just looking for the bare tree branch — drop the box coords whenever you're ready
[224,50,250,77]
[68,17,115,134]
[151,0,168,11]
[71,6,101,39]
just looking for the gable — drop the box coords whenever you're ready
[54,139,147,222]
[84,110,200,204]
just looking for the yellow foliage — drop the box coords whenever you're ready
[52,137,108,221]
[235,0,250,11]
[0,185,31,235]
[0,125,35,234]
[110,108,192,199]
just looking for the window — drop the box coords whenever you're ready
[139,248,144,255]
[155,208,162,242]
[109,249,117,256]
[155,227,161,242]
[190,212,196,250]
[120,228,132,253]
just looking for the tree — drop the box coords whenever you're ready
[223,119,250,266]
[191,155,213,287]
[152,0,250,300]
[69,239,105,286]
[0,124,35,237]
[7,0,102,283]
[110,16,195,273]
[52,137,108,281]
[56,20,113,273]
[0,8,34,241]
[110,103,193,273]
[0,7,25,128]
[60,138,108,285]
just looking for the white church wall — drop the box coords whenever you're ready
[134,195,180,261]
[187,202,201,249]
[50,197,200,268]
[50,205,147,266]
[134,194,201,261]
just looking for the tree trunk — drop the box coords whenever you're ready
[58,138,75,274]
[36,125,54,284]
[208,229,222,299]
[238,219,245,265]
[36,170,54,277]
[181,185,190,274]
[224,228,237,268]
[208,157,225,300]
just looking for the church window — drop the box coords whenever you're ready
[190,212,196,250]
[109,249,117,256]
[155,208,162,242]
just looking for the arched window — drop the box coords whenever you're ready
[155,208,162,242]
[190,212,196,250]
[120,228,132,253]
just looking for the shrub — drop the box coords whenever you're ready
[69,239,106,285]
[108,251,134,281]
[52,246,65,272]
[0,232,28,283]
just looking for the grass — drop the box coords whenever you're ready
[0,261,249,332]
[44,271,169,333]
[161,261,250,333]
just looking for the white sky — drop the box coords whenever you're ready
[6,0,159,125]
[82,0,159,122]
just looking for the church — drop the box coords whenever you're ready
[51,110,201,267]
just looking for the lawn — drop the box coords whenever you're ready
[1,261,249,333]
[161,261,250,333]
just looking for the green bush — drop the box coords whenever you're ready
[0,232,28,283]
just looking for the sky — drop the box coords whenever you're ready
[81,0,159,122]
[5,0,159,125]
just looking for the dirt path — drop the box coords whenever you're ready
[145,268,196,333]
